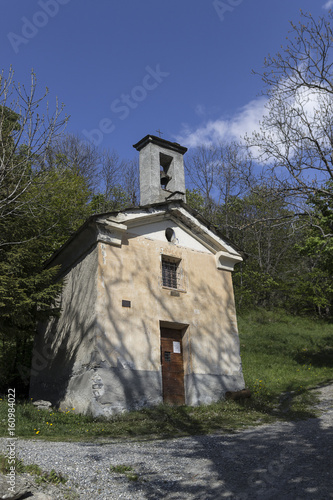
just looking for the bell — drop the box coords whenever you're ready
[160,170,171,188]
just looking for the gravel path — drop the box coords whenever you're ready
[1,384,332,499]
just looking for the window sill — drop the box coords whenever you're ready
[162,286,187,294]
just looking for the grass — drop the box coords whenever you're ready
[238,309,333,402]
[0,452,78,498]
[110,464,133,473]
[0,453,25,474]
[0,452,67,485]
[0,310,331,442]
[110,464,139,481]
[0,398,273,441]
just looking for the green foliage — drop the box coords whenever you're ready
[186,188,206,214]
[110,465,138,481]
[0,165,91,392]
[233,268,281,309]
[189,183,319,314]
[219,188,302,311]
[0,250,61,329]
[0,106,21,160]
[0,396,271,441]
[24,463,43,476]
[0,109,93,394]
[34,469,67,486]
[0,452,67,486]
[291,184,333,316]
[89,185,134,214]
[0,453,25,474]
[286,268,333,316]
[110,464,133,473]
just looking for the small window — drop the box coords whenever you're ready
[164,351,171,362]
[162,256,181,289]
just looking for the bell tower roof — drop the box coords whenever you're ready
[133,134,188,155]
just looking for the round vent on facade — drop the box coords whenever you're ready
[165,227,176,243]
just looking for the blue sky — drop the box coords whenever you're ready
[1,0,332,161]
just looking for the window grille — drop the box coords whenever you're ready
[164,351,171,362]
[162,257,181,289]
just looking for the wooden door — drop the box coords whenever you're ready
[160,328,185,405]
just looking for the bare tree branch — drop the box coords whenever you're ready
[0,67,68,228]
[248,11,333,218]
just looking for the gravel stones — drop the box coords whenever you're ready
[0,384,332,499]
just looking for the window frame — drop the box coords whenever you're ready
[161,255,185,291]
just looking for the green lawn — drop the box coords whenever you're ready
[0,310,332,441]
[238,309,333,399]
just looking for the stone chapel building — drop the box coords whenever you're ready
[30,134,245,416]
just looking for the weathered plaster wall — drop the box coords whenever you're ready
[30,215,244,416]
[91,230,244,414]
[29,245,99,412]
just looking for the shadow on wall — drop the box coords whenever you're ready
[30,238,244,415]
[29,247,98,407]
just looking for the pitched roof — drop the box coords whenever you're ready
[45,200,243,273]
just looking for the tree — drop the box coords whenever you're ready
[290,182,333,316]
[90,153,139,213]
[243,10,333,315]
[249,10,333,224]
[185,141,253,225]
[225,186,303,310]
[122,158,139,207]
[0,67,67,241]
[49,133,101,193]
[0,161,91,394]
[0,93,92,392]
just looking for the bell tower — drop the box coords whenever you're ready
[133,135,187,206]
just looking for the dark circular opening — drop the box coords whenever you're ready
[165,228,175,242]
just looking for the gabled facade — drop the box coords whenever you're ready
[30,135,245,416]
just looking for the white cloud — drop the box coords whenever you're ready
[323,0,333,9]
[175,97,267,148]
[176,82,333,152]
